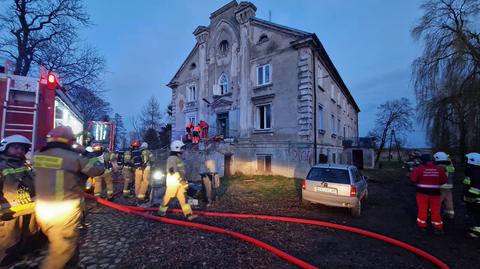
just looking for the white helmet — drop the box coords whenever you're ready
[0,135,31,152]
[141,142,148,149]
[170,140,185,152]
[85,146,93,153]
[433,152,449,162]
[465,153,480,166]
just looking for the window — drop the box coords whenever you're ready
[257,64,271,86]
[331,115,336,134]
[307,168,350,184]
[332,153,337,164]
[255,104,272,130]
[337,119,341,135]
[330,83,336,101]
[258,34,269,44]
[186,115,197,125]
[190,63,196,70]
[318,105,324,130]
[337,92,341,106]
[257,155,272,172]
[218,73,228,95]
[187,84,196,102]
[343,125,347,138]
[219,40,229,55]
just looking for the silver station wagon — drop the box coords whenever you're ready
[302,164,368,217]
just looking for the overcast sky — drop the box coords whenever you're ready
[80,0,425,147]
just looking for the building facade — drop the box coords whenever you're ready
[168,1,362,178]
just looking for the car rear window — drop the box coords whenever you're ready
[307,168,351,184]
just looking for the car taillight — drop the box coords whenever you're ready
[350,185,357,197]
[302,178,306,190]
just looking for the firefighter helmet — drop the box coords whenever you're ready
[141,142,148,149]
[433,152,449,162]
[465,153,480,166]
[170,140,185,152]
[0,135,32,152]
[92,143,104,152]
[85,146,93,153]
[131,140,140,148]
[47,126,75,145]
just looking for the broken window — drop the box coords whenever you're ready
[257,155,272,172]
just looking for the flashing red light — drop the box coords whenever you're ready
[46,73,57,89]
[302,178,306,190]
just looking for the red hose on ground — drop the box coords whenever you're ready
[84,194,318,269]
[125,206,449,269]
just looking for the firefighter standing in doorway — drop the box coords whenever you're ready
[158,140,197,220]
[433,152,456,219]
[463,152,480,238]
[0,135,38,267]
[134,142,153,203]
[122,141,140,197]
[192,124,201,144]
[92,143,118,200]
[410,154,448,234]
[33,126,104,269]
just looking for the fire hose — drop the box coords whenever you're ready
[85,193,449,269]
[85,193,317,269]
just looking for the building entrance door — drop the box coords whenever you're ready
[216,113,228,137]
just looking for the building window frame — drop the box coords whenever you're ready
[187,83,196,102]
[218,73,228,95]
[318,105,325,131]
[257,64,271,86]
[257,154,272,172]
[255,103,272,131]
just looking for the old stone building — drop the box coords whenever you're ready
[168,1,366,178]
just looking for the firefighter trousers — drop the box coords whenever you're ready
[440,189,455,218]
[0,214,37,266]
[122,166,134,196]
[135,166,150,201]
[159,184,192,217]
[36,201,81,269]
[416,193,443,230]
[94,169,114,198]
[466,203,480,237]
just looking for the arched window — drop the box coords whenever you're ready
[219,40,229,55]
[258,34,269,44]
[219,73,228,95]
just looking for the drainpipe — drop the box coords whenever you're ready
[312,49,317,165]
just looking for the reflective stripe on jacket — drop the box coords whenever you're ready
[33,147,105,201]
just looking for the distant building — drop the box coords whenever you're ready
[168,1,369,178]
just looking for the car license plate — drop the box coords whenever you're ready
[315,187,337,194]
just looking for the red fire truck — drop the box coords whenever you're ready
[87,121,115,152]
[0,68,84,152]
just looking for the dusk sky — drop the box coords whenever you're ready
[61,1,428,146]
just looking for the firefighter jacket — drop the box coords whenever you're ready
[437,162,455,189]
[166,154,185,181]
[0,155,35,219]
[101,151,117,170]
[33,145,105,202]
[463,164,480,203]
[142,149,153,168]
[410,162,448,196]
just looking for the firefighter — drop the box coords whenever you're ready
[122,141,140,197]
[185,121,193,142]
[192,124,201,144]
[410,154,448,234]
[134,142,153,203]
[0,135,38,266]
[403,151,420,178]
[433,152,456,219]
[158,140,197,221]
[33,126,104,269]
[463,152,480,238]
[199,120,209,139]
[92,143,117,200]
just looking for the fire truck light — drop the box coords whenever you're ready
[47,74,56,84]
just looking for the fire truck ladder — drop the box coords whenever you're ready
[1,75,40,152]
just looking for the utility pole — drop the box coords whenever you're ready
[269,10,272,22]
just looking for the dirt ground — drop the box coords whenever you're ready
[8,164,480,269]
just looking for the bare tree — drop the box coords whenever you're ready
[412,0,480,156]
[371,98,414,164]
[140,95,162,131]
[67,87,111,124]
[112,113,127,149]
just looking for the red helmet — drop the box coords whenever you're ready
[92,143,104,152]
[47,126,75,145]
[131,140,140,148]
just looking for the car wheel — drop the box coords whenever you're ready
[302,199,311,207]
[351,200,361,217]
